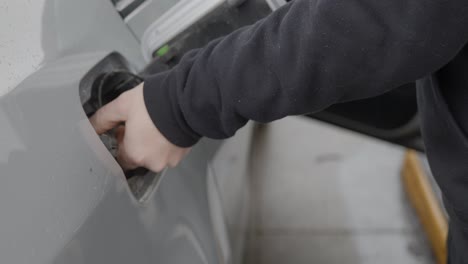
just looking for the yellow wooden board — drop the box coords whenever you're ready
[402,150,448,264]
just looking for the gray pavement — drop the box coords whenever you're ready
[244,117,435,264]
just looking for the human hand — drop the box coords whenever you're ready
[90,83,191,172]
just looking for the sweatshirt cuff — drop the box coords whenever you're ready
[143,71,201,148]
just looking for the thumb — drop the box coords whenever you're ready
[89,96,128,135]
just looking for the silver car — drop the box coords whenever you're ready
[0,0,286,263]
[1,0,427,263]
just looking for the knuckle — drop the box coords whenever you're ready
[157,165,166,172]
[152,162,166,173]
[156,157,170,172]
[126,149,146,166]
[132,155,146,167]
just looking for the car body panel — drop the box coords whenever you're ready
[207,123,254,264]
[0,0,259,263]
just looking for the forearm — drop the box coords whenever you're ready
[144,0,468,147]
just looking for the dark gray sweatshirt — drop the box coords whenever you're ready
[144,0,468,261]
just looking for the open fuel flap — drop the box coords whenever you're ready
[79,53,160,202]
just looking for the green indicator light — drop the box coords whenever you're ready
[156,45,170,57]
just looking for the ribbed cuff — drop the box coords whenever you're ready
[143,71,200,148]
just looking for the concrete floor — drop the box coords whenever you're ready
[244,117,435,264]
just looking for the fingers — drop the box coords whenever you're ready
[114,125,137,171]
[116,139,139,171]
[116,136,189,172]
[140,153,173,172]
[90,95,129,135]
